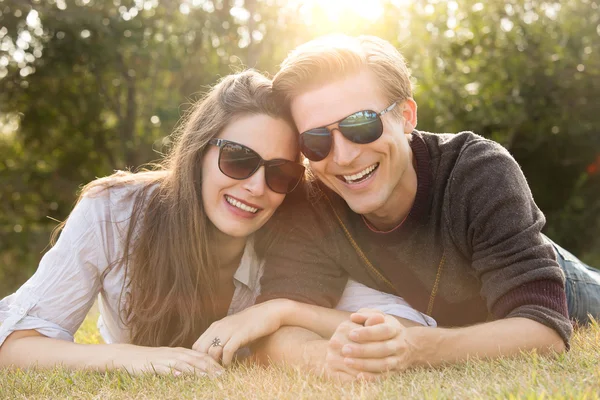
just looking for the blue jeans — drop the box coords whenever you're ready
[549,239,600,324]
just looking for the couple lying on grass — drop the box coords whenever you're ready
[1,35,599,382]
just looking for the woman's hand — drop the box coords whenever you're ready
[109,344,224,377]
[193,299,292,366]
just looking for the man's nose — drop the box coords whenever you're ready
[330,128,361,167]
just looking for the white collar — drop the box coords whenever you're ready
[233,236,262,289]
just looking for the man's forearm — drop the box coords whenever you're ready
[254,314,566,378]
[405,317,566,368]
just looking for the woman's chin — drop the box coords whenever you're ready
[213,220,261,239]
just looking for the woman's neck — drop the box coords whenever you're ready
[213,230,247,271]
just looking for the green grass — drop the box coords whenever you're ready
[2,309,599,399]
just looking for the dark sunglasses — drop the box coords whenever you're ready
[208,138,305,194]
[299,102,398,161]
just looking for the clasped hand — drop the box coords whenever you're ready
[325,308,416,381]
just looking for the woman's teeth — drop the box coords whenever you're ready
[343,163,379,183]
[225,195,258,213]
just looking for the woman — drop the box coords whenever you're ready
[0,70,433,376]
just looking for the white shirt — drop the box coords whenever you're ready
[0,182,435,348]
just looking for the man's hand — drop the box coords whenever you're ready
[342,310,566,374]
[339,308,418,374]
[253,307,565,380]
[325,319,378,381]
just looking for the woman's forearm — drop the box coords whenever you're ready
[278,300,353,338]
[278,300,421,338]
[0,330,125,371]
[0,329,223,376]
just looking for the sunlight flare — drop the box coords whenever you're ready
[293,0,385,24]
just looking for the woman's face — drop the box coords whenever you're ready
[201,113,298,238]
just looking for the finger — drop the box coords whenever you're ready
[328,334,349,352]
[335,320,365,337]
[221,337,242,367]
[350,313,369,325]
[195,334,225,363]
[356,308,385,315]
[351,312,386,326]
[341,339,399,359]
[194,327,223,354]
[349,323,397,343]
[145,364,182,376]
[193,334,212,354]
[363,313,386,327]
[207,343,224,364]
[179,348,225,374]
[174,357,224,378]
[344,356,400,373]
[192,336,206,353]
[165,360,206,376]
[325,353,363,381]
[193,322,221,353]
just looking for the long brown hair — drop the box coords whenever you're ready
[51,70,296,348]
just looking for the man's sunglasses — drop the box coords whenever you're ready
[209,138,305,194]
[299,102,398,161]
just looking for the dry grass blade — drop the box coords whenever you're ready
[1,312,599,399]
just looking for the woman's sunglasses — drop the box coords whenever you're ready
[209,139,305,194]
[299,102,398,161]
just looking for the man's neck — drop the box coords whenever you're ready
[362,158,418,232]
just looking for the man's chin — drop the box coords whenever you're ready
[323,180,383,214]
[345,199,382,217]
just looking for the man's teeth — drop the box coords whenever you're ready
[225,196,258,213]
[343,164,378,183]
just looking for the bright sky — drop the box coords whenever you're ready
[291,0,386,23]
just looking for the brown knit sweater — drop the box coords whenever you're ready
[258,130,572,347]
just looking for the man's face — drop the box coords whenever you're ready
[290,69,418,220]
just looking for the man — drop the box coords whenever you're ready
[255,34,600,380]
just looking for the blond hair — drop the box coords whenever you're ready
[52,70,294,348]
[273,35,413,117]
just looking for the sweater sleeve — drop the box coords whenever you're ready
[446,138,572,347]
[256,193,348,308]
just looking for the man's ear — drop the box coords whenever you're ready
[401,98,418,132]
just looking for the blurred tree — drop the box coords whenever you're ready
[0,0,598,296]
[399,0,600,264]
[0,0,246,294]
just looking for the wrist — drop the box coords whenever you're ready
[405,326,447,368]
[79,343,126,372]
[264,298,296,328]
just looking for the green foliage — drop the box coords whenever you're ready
[1,0,599,295]
[400,0,600,265]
